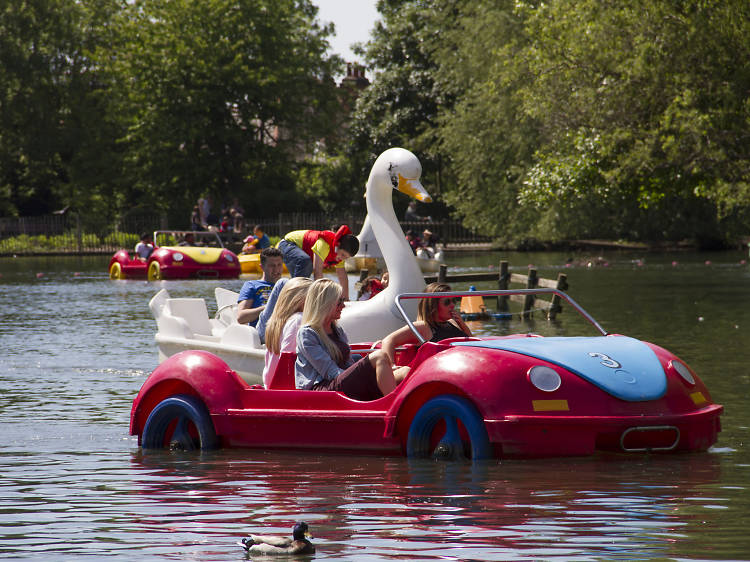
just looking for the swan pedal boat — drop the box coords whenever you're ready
[150,148,437,378]
[131,288,723,460]
[109,230,240,281]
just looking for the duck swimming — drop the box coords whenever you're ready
[240,521,315,555]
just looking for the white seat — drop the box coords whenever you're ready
[166,298,213,336]
[214,287,239,327]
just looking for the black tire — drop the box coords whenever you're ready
[141,394,219,451]
[406,395,492,460]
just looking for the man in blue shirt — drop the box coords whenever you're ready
[236,247,284,327]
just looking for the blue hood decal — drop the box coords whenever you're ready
[452,336,666,401]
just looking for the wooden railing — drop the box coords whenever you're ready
[424,260,569,320]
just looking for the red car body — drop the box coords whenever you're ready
[109,231,240,280]
[130,329,722,459]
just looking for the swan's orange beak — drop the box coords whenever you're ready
[397,173,432,203]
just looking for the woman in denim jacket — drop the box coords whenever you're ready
[295,279,407,401]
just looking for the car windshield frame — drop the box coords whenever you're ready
[394,288,608,344]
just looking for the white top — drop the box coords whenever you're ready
[135,241,153,259]
[262,312,302,388]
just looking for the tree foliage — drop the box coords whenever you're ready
[98,0,344,223]
[355,0,750,245]
[1,0,345,226]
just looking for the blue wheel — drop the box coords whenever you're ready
[407,395,492,460]
[141,394,219,451]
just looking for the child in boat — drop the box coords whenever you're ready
[294,279,407,400]
[380,282,473,369]
[356,272,388,301]
[262,277,313,387]
[241,225,271,254]
[277,225,359,300]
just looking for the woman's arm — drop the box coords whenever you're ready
[381,321,431,364]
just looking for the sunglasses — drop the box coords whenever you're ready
[440,297,461,306]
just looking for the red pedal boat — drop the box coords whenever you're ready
[130,289,722,460]
[109,230,240,281]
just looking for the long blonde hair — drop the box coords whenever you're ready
[265,277,313,354]
[302,278,344,363]
[418,282,452,328]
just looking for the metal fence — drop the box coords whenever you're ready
[0,211,491,255]
[248,212,492,246]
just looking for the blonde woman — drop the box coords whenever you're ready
[262,277,313,387]
[381,282,472,367]
[295,279,402,400]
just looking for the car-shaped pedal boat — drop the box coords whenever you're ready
[109,230,240,280]
[130,289,722,460]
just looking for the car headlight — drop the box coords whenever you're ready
[670,359,695,385]
[172,252,184,262]
[528,365,561,392]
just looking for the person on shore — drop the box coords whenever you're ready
[190,206,203,231]
[236,247,284,328]
[135,233,154,261]
[262,277,313,387]
[294,279,407,400]
[277,225,358,300]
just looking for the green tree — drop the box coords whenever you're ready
[349,0,461,209]
[0,0,84,216]
[99,0,343,224]
[516,0,750,243]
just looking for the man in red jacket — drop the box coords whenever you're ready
[277,225,359,300]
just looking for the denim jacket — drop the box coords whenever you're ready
[295,324,356,390]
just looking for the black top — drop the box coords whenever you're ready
[430,321,468,342]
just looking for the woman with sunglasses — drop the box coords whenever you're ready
[295,279,405,401]
[381,282,473,366]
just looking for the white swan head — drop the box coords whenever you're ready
[369,147,432,203]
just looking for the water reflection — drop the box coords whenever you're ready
[124,450,728,560]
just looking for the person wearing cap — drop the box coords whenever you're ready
[277,225,359,300]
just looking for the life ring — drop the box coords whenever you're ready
[141,394,219,450]
[406,395,492,460]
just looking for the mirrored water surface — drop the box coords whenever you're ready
[1,251,749,560]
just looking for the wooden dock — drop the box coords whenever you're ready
[424,261,569,320]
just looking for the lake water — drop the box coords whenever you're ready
[1,250,749,560]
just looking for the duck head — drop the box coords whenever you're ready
[292,521,310,541]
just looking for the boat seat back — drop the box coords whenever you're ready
[149,288,170,319]
[267,352,296,390]
[408,341,448,370]
[214,287,239,326]
[220,323,261,348]
[166,298,212,336]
